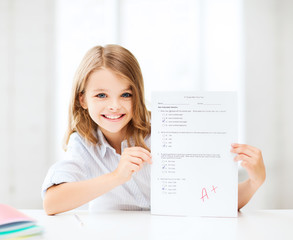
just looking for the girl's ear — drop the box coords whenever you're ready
[79,92,88,109]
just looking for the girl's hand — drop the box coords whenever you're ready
[113,147,152,183]
[231,143,266,189]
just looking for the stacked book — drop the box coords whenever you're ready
[0,204,43,239]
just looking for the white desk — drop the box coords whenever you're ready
[22,209,293,240]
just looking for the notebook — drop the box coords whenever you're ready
[0,204,43,239]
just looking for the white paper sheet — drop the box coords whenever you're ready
[151,92,238,217]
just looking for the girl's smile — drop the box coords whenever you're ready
[79,68,133,141]
[101,114,126,121]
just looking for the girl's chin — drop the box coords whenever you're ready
[98,123,129,135]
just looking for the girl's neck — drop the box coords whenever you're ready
[101,128,127,155]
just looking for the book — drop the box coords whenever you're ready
[0,204,43,239]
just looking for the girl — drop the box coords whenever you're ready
[42,44,266,215]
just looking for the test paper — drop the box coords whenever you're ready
[151,91,238,217]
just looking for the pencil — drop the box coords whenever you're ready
[74,214,84,226]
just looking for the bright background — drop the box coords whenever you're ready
[0,0,292,210]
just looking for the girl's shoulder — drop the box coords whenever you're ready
[67,131,96,152]
[68,131,84,145]
[144,133,151,149]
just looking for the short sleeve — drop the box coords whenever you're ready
[41,133,91,199]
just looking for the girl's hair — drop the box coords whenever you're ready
[63,44,151,151]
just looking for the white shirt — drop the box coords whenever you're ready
[41,128,151,211]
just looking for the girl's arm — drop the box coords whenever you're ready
[43,147,152,215]
[44,172,122,215]
[231,143,266,210]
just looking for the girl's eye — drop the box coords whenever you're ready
[121,92,132,98]
[96,93,107,98]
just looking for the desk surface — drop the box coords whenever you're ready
[21,209,293,240]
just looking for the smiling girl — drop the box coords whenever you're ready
[42,44,265,215]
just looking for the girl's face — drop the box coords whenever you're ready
[80,68,133,140]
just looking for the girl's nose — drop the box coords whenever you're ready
[108,99,121,111]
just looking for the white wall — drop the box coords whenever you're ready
[0,0,55,208]
[1,0,292,210]
[278,0,293,208]
[243,0,293,209]
[0,0,11,205]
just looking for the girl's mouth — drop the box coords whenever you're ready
[102,114,125,120]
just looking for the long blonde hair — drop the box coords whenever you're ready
[64,44,151,151]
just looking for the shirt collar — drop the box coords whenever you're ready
[97,128,130,158]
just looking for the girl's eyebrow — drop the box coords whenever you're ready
[122,87,132,92]
[91,87,132,93]
[92,88,108,92]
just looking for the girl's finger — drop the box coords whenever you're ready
[231,144,260,157]
[125,148,152,164]
[127,147,152,159]
[240,160,249,168]
[231,147,255,158]
[130,163,140,173]
[128,156,143,166]
[234,154,251,162]
[240,159,255,170]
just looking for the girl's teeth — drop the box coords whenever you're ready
[105,115,123,119]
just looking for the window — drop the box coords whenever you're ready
[55,0,244,160]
